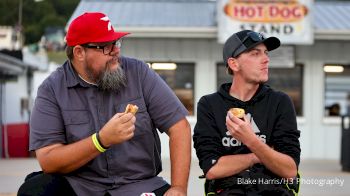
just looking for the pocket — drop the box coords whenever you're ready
[62,110,92,142]
[62,110,90,125]
[116,98,147,114]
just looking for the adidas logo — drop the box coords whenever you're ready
[247,113,260,133]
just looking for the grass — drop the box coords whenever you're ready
[47,51,66,64]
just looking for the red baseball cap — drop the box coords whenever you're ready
[65,12,130,46]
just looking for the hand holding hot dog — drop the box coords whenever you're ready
[226,108,258,146]
[98,104,138,147]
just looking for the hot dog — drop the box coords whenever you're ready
[229,108,245,119]
[124,104,138,115]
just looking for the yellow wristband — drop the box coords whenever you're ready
[92,133,107,153]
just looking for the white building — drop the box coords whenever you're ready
[0,26,48,158]
[64,0,350,160]
[1,0,337,161]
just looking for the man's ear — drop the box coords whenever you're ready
[73,46,85,61]
[227,57,240,72]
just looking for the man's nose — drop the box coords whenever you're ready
[263,53,270,63]
[109,45,120,56]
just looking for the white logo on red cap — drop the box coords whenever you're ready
[100,16,112,31]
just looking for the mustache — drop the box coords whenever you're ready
[106,57,119,68]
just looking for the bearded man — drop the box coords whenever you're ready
[18,12,191,196]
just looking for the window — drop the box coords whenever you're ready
[216,64,304,116]
[324,64,350,116]
[149,62,195,115]
[217,63,231,90]
[267,65,303,116]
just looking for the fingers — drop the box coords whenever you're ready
[113,112,134,123]
[226,114,235,130]
[111,113,136,131]
[226,111,240,130]
[119,124,135,141]
[115,113,136,134]
[227,111,245,124]
[100,112,136,145]
[226,111,248,138]
[108,113,135,132]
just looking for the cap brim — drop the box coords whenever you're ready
[262,37,280,51]
[231,36,281,59]
[92,32,130,44]
[244,37,280,54]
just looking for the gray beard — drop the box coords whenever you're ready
[85,58,127,92]
[97,65,127,92]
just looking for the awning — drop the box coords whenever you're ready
[0,53,30,79]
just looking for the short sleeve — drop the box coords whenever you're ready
[29,82,66,150]
[139,62,188,132]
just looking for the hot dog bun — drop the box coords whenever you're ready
[229,108,245,119]
[124,104,138,115]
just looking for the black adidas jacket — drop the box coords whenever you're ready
[193,83,301,177]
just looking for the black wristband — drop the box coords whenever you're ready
[96,132,109,149]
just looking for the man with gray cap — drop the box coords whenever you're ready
[193,30,300,195]
[18,12,191,196]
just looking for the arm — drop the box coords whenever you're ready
[226,112,297,178]
[206,153,260,180]
[36,138,99,173]
[245,136,297,178]
[165,118,191,196]
[193,96,235,179]
[135,61,190,194]
[36,113,135,174]
[193,96,261,180]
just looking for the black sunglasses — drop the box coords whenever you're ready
[232,32,266,57]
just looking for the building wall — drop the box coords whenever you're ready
[296,41,350,159]
[4,76,29,123]
[123,38,348,160]
[2,75,30,158]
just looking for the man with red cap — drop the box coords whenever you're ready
[18,12,191,196]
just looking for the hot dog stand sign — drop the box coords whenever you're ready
[217,0,314,45]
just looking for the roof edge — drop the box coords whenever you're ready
[120,27,350,41]
[0,53,26,75]
[315,29,350,40]
[119,27,217,38]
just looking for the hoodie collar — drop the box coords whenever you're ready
[218,83,270,106]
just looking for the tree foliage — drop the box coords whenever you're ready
[0,0,79,45]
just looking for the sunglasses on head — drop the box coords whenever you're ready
[231,32,266,57]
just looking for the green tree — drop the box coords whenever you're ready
[0,0,79,45]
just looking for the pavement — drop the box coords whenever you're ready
[0,158,350,196]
